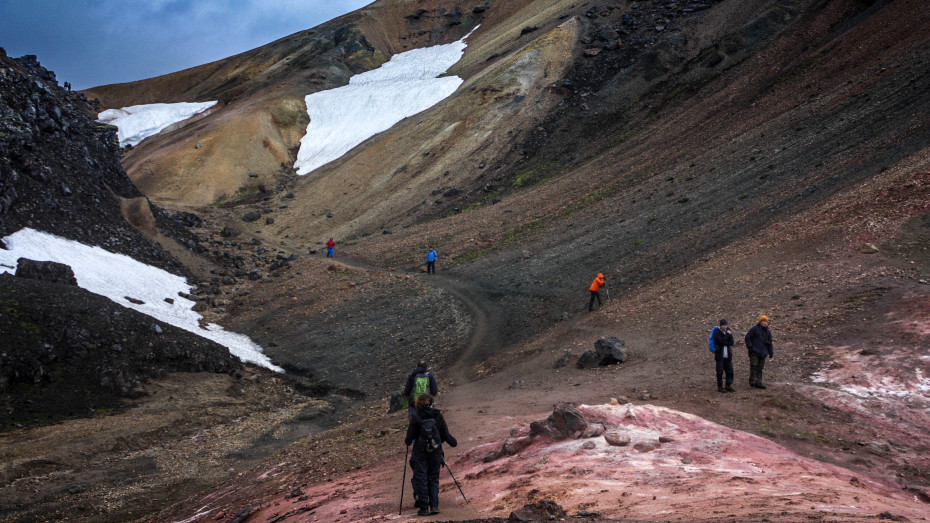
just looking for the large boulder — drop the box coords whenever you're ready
[530,402,588,440]
[14,258,77,286]
[577,336,628,368]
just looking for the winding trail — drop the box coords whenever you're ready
[337,254,508,387]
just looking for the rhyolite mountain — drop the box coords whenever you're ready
[2,0,930,521]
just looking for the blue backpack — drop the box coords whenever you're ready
[708,326,719,353]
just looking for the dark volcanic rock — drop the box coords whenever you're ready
[578,337,628,368]
[509,499,567,522]
[0,52,201,274]
[530,402,588,440]
[14,258,77,286]
[0,274,242,429]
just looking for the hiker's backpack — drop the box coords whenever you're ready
[708,326,719,353]
[417,416,442,454]
[412,372,431,402]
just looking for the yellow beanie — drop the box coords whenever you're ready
[759,315,769,322]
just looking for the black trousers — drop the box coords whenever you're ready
[410,450,441,509]
[749,352,767,386]
[588,290,602,310]
[716,357,734,387]
[427,261,435,274]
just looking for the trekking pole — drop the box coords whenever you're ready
[442,458,469,504]
[399,445,409,515]
[605,286,610,301]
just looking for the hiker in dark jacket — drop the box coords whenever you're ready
[712,319,736,393]
[745,315,774,389]
[403,359,439,405]
[405,393,457,516]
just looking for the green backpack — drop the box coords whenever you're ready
[412,372,431,402]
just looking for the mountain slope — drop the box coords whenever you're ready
[3,0,929,521]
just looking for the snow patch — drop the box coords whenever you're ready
[98,101,216,147]
[0,228,282,372]
[294,30,476,175]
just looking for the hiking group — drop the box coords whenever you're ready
[584,271,775,392]
[401,360,462,516]
[709,315,775,392]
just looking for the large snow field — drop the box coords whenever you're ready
[0,228,282,372]
[98,101,217,147]
[294,30,475,175]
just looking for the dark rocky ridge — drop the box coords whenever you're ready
[0,48,198,272]
[0,51,245,430]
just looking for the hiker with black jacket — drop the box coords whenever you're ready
[403,359,439,405]
[712,319,736,393]
[745,315,774,389]
[405,393,457,516]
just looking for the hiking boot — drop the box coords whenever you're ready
[430,506,440,514]
[725,386,736,392]
[717,386,726,393]
[756,383,767,390]
[417,507,431,516]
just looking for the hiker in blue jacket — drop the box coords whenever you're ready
[426,247,438,274]
[405,393,457,516]
[745,315,774,389]
[712,319,735,393]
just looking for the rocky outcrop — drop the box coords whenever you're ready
[14,258,77,286]
[577,336,628,368]
[0,274,241,428]
[0,50,199,272]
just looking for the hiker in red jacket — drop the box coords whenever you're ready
[588,273,605,311]
[326,237,335,258]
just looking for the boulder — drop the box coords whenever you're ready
[604,431,632,446]
[14,258,77,286]
[509,500,566,522]
[578,337,628,368]
[553,351,574,368]
[530,402,588,440]
[595,337,628,364]
[221,226,241,237]
[242,210,262,222]
[387,390,407,413]
[502,436,534,455]
[576,350,600,369]
[582,422,606,438]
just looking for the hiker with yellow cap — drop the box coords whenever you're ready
[744,315,774,389]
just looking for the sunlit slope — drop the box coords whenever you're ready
[79,0,538,207]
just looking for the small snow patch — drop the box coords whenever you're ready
[98,101,216,147]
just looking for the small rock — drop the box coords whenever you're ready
[861,243,879,254]
[604,431,631,446]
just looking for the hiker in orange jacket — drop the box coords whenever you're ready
[589,273,605,311]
